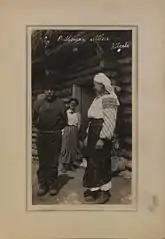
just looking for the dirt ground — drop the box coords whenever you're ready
[32,161,131,205]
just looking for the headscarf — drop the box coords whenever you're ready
[94,73,120,105]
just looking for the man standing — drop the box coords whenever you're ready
[33,86,68,196]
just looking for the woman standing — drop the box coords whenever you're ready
[60,98,81,172]
[83,73,119,204]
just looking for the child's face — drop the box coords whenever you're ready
[69,100,77,110]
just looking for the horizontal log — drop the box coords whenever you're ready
[123,119,132,125]
[32,127,38,133]
[122,106,132,112]
[122,124,132,130]
[120,104,132,109]
[68,63,99,74]
[32,143,37,148]
[48,59,99,77]
[57,78,90,88]
[57,70,115,88]
[123,118,132,124]
[116,75,132,84]
[124,137,132,145]
[122,127,132,135]
[32,139,37,144]
[64,66,102,80]
[121,85,132,94]
[32,157,39,161]
[32,155,38,159]
[58,71,119,89]
[117,70,132,80]
[32,149,38,155]
[120,95,132,105]
[117,57,132,64]
[122,129,132,136]
[68,66,116,81]
[102,70,118,78]
[101,61,118,70]
[120,65,132,74]
[64,64,120,81]
[118,129,131,137]
[122,107,132,115]
[64,57,130,78]
[122,125,132,133]
[66,55,101,72]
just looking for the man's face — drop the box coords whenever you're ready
[45,89,55,101]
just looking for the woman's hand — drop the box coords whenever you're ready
[95,139,104,150]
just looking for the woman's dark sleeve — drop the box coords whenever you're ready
[59,100,68,129]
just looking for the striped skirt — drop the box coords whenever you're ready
[60,125,81,165]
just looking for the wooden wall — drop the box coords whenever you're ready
[32,54,132,163]
[115,57,132,161]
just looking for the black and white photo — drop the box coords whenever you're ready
[29,28,135,206]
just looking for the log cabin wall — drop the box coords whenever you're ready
[32,59,132,163]
[31,30,132,163]
[114,57,132,161]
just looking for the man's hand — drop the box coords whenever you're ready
[95,139,104,150]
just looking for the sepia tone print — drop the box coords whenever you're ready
[30,28,134,206]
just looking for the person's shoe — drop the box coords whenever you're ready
[37,184,49,196]
[69,164,76,171]
[95,191,111,204]
[61,167,67,174]
[84,189,99,202]
[49,185,58,196]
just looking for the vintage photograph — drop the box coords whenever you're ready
[30,28,134,206]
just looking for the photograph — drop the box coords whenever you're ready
[1,0,165,238]
[30,28,134,206]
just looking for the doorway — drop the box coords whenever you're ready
[72,84,95,140]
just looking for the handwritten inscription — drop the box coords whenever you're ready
[56,34,130,51]
[57,34,110,42]
[111,42,130,50]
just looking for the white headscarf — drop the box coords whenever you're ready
[94,73,120,105]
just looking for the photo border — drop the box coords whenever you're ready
[26,25,138,212]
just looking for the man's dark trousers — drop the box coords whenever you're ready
[36,130,62,188]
